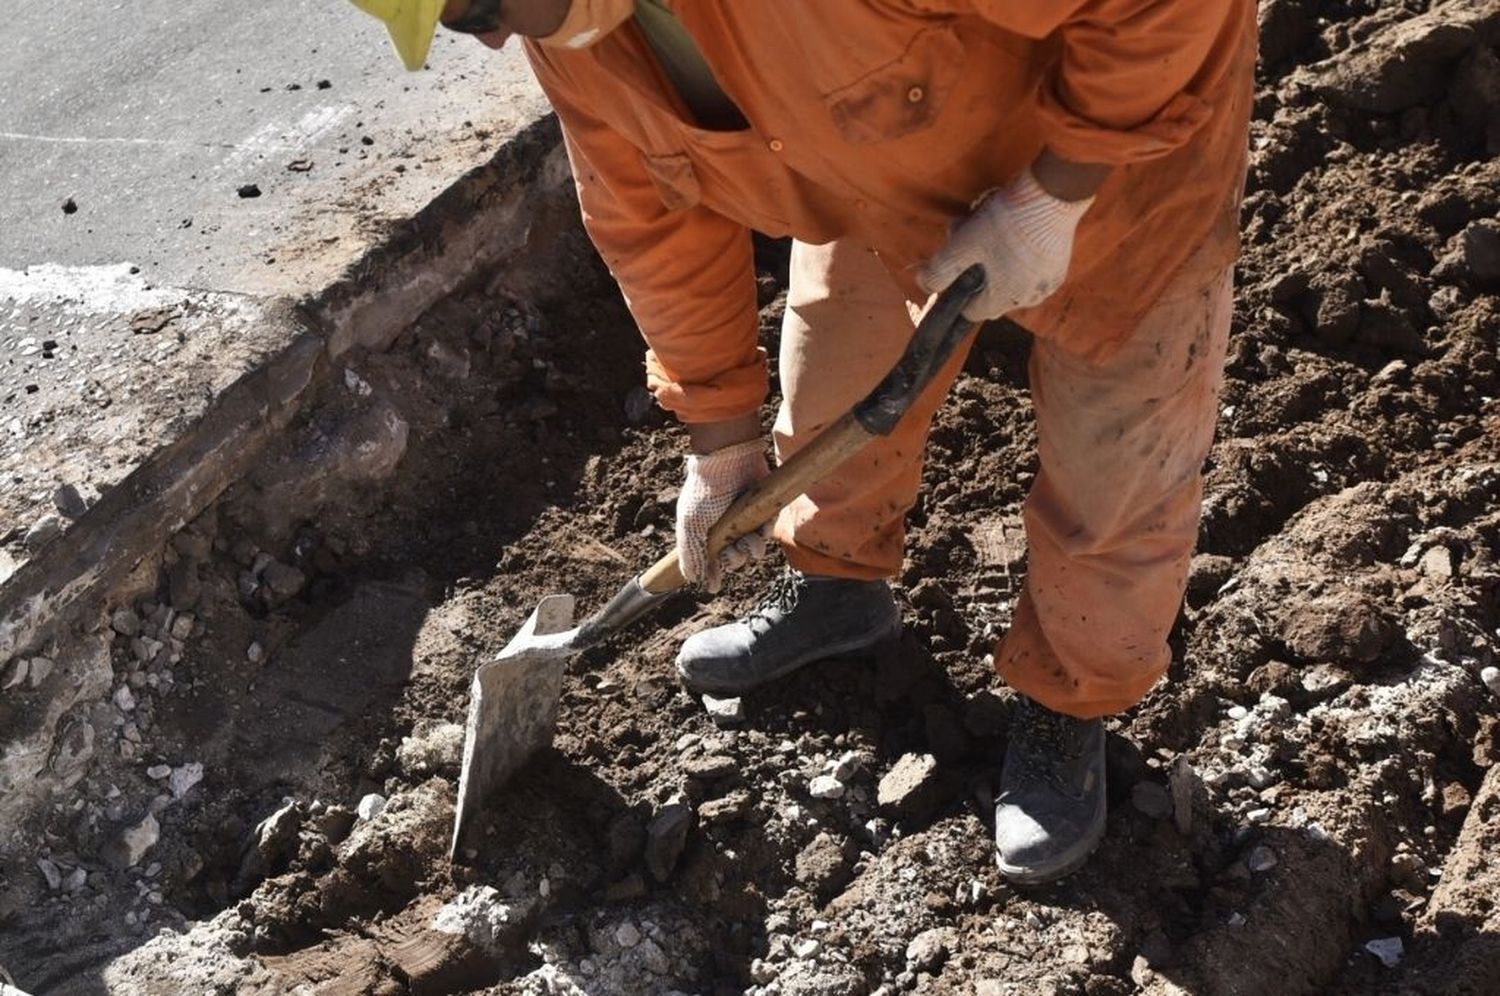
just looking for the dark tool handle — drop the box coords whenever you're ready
[636,264,985,596]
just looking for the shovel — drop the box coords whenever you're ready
[450,264,986,858]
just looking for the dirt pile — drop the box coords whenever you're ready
[1,1,1497,994]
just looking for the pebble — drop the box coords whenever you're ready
[1130,781,1173,820]
[170,763,204,799]
[170,614,195,640]
[831,751,861,782]
[808,775,846,800]
[114,685,137,712]
[702,694,743,724]
[791,937,821,959]
[1247,845,1278,873]
[877,753,940,817]
[682,754,738,780]
[246,641,264,664]
[63,867,88,892]
[356,793,386,821]
[2,660,27,690]
[37,858,62,890]
[1481,666,1500,699]
[905,928,950,973]
[146,764,171,780]
[28,657,54,687]
[24,515,64,552]
[107,813,160,869]
[1226,705,1248,720]
[645,802,693,882]
[53,483,88,519]
[1365,936,1403,968]
[1247,807,1272,824]
[614,922,641,948]
[637,937,670,974]
[111,609,142,638]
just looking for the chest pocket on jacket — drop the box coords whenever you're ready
[825,26,966,145]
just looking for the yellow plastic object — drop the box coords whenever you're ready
[349,0,446,71]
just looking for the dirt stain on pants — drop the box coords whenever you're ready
[772,238,1233,718]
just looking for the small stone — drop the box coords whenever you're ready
[261,562,307,603]
[614,921,641,948]
[114,685,137,712]
[791,937,821,959]
[27,656,54,687]
[1131,781,1173,820]
[246,641,264,664]
[906,928,951,974]
[64,867,88,892]
[105,813,160,869]
[1420,545,1455,580]
[701,694,743,724]
[169,762,204,799]
[2,659,28,690]
[1247,807,1272,824]
[877,753,941,818]
[170,614,195,640]
[645,802,693,882]
[111,609,142,638]
[682,754,738,780]
[1246,845,1278,873]
[24,515,64,552]
[37,858,62,890]
[1481,666,1500,700]
[831,751,861,782]
[795,833,852,898]
[53,484,88,519]
[637,937,670,974]
[237,183,261,198]
[808,775,845,800]
[356,793,386,821]
[146,764,171,780]
[1365,937,1403,968]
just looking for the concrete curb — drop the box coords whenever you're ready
[0,112,575,692]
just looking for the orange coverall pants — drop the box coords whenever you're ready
[774,240,1231,718]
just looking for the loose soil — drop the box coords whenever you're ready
[3,2,1498,994]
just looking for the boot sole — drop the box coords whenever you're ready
[677,618,902,697]
[995,798,1108,887]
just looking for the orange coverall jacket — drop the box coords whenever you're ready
[524,0,1257,424]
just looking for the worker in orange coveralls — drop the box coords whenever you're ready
[352,0,1255,884]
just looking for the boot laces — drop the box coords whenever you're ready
[751,569,806,619]
[1011,696,1089,787]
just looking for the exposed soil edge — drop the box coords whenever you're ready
[0,113,577,829]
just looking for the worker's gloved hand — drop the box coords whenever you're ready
[676,439,772,593]
[919,170,1094,322]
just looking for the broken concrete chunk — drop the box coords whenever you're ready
[808,775,845,800]
[396,721,465,776]
[877,753,941,819]
[701,694,743,725]
[431,885,535,958]
[104,812,160,870]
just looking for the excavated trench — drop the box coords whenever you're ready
[3,3,1500,995]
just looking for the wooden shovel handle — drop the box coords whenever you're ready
[637,414,872,594]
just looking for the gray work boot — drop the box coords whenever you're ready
[994,695,1107,885]
[676,569,900,696]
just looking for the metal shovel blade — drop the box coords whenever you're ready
[450,593,579,859]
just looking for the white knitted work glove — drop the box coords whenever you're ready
[676,439,772,594]
[918,169,1094,322]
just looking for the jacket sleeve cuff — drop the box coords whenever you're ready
[645,347,769,423]
[1036,84,1213,166]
